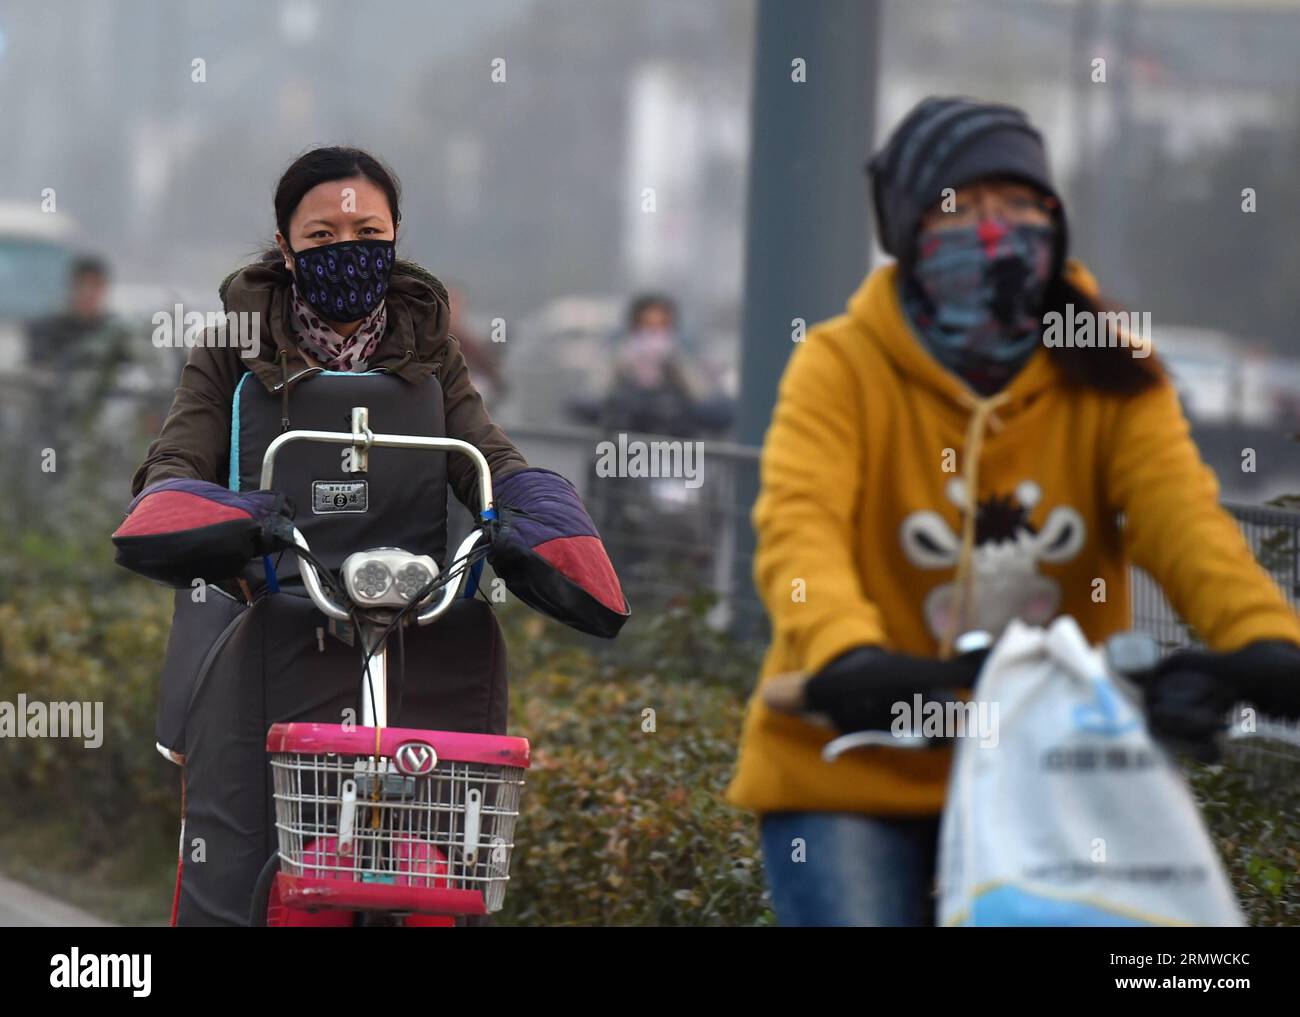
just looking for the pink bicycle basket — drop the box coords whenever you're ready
[266,723,530,916]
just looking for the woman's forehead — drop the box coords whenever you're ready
[291,177,392,224]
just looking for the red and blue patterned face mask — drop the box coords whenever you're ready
[903,220,1056,394]
[288,239,395,323]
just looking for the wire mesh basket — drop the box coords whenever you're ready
[267,723,529,915]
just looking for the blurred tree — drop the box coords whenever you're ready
[1068,104,1300,354]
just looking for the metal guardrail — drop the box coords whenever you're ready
[4,379,1298,762]
[505,424,1300,650]
[4,356,1296,645]
[0,369,168,535]
[506,423,1300,769]
[1129,501,1300,767]
[502,422,762,631]
[4,365,1296,655]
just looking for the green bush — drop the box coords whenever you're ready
[0,537,772,925]
[495,605,769,925]
[0,534,177,852]
[1191,751,1300,926]
[0,533,1296,925]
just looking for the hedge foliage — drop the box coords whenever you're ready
[0,534,177,852]
[495,600,769,925]
[0,531,1295,925]
[0,534,773,924]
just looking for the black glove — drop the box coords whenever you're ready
[802,646,986,738]
[1140,640,1300,763]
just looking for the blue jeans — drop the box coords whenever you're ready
[760,812,941,927]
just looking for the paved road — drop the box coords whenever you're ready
[0,872,112,927]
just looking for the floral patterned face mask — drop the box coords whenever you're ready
[288,239,395,323]
[903,220,1056,394]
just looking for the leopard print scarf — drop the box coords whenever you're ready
[289,285,388,372]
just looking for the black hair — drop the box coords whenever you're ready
[1041,275,1164,395]
[70,255,109,283]
[268,146,401,257]
[905,191,1159,395]
[627,292,677,330]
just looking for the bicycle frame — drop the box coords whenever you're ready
[248,405,529,925]
[261,405,496,727]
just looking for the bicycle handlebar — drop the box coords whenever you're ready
[413,526,491,625]
[813,630,1166,762]
[263,410,495,625]
[261,425,494,509]
[818,633,994,761]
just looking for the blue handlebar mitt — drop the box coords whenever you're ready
[487,468,630,638]
[111,478,295,588]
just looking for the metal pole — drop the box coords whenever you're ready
[361,633,388,729]
[731,0,880,635]
[1102,0,1140,289]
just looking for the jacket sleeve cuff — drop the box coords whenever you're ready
[802,616,885,676]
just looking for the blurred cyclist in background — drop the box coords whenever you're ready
[24,255,134,527]
[571,293,732,584]
[574,293,705,437]
[27,255,132,438]
[727,96,1300,927]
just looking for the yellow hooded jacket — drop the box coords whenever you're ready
[726,261,1300,816]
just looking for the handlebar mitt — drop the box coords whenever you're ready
[111,478,295,588]
[487,467,630,638]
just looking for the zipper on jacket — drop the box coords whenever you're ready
[271,365,324,392]
[275,350,303,432]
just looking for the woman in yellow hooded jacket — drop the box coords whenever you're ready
[726,97,1300,926]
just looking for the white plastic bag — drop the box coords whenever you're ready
[937,616,1243,926]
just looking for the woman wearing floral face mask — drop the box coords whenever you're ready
[727,97,1300,926]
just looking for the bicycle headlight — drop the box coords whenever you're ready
[353,561,393,600]
[342,549,440,608]
[395,561,434,601]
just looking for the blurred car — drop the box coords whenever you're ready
[0,202,81,375]
[500,294,625,428]
[0,201,79,319]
